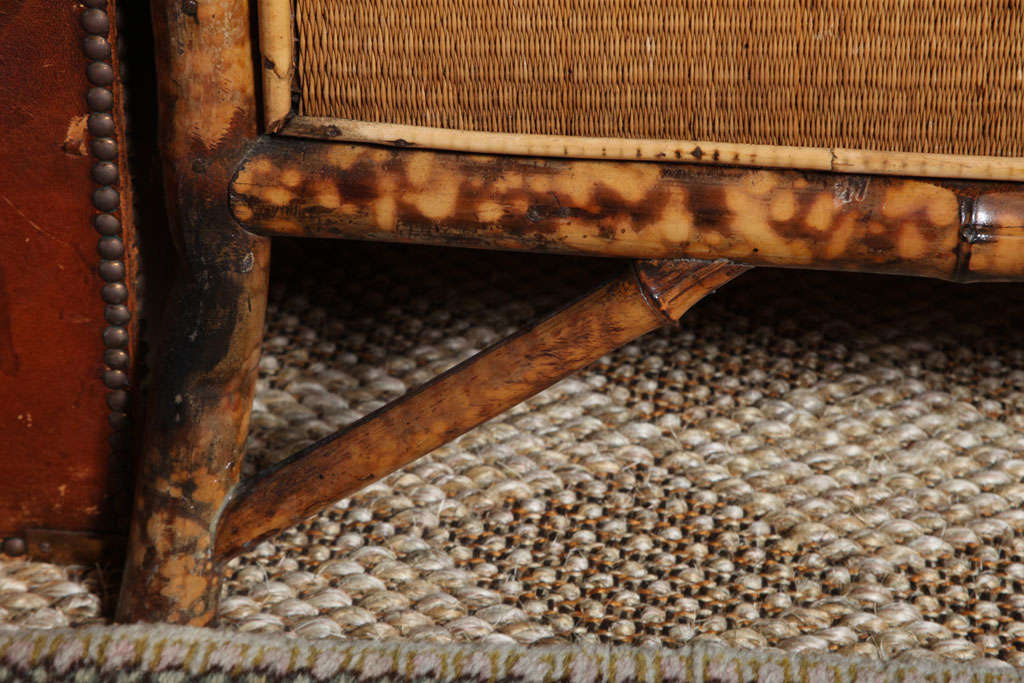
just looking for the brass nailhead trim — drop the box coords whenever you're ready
[82,0,132,454]
[101,282,128,304]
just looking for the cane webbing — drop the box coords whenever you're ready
[295,0,1024,159]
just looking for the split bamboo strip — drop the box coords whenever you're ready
[281,116,1024,182]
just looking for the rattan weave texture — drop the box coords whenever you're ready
[295,0,1024,158]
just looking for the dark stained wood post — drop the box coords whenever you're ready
[214,259,747,561]
[116,0,270,624]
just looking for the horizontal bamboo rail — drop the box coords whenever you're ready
[230,137,1024,282]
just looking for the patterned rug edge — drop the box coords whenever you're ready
[1,624,1020,681]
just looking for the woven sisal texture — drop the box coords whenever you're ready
[295,0,1024,158]
[3,626,1023,681]
[3,244,1024,668]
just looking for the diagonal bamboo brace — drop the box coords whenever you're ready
[213,258,748,561]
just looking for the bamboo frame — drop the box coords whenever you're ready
[120,0,1024,628]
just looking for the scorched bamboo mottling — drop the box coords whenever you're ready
[116,0,270,625]
[230,137,1024,282]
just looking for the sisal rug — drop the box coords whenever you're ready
[2,242,1024,674]
[1,623,1021,681]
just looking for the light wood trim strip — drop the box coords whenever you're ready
[279,116,1024,183]
[257,0,293,131]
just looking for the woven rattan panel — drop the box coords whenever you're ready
[295,0,1024,158]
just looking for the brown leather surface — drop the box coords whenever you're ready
[0,0,130,537]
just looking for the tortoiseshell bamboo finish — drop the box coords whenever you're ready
[230,137,1024,282]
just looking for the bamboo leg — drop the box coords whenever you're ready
[213,259,747,562]
[115,0,265,624]
[115,244,269,624]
